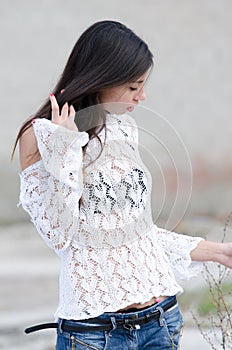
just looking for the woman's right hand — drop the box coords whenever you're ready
[50,93,78,131]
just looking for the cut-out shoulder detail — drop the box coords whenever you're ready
[19,159,42,175]
[19,125,41,171]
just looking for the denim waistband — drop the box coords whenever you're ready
[98,295,177,320]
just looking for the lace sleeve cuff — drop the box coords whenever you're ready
[155,225,204,280]
[32,118,89,186]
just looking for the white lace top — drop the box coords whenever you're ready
[18,113,203,320]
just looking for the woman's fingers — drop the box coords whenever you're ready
[68,105,78,130]
[69,105,76,119]
[64,105,78,131]
[50,94,60,124]
[50,93,77,130]
[60,102,69,121]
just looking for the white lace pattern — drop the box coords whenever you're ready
[19,114,203,320]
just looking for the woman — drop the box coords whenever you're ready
[14,20,232,349]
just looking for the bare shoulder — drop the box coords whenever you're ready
[19,124,41,171]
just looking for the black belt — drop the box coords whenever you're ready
[25,296,177,334]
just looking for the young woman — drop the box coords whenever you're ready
[14,20,232,350]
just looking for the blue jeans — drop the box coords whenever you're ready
[56,296,183,349]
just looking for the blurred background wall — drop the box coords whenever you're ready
[1,0,232,224]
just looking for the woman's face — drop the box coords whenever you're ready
[100,71,149,114]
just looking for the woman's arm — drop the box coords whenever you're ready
[191,240,232,269]
[155,226,232,280]
[19,96,89,253]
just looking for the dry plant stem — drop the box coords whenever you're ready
[192,212,232,350]
[191,312,218,350]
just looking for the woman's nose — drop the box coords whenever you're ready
[139,89,146,101]
[134,88,146,102]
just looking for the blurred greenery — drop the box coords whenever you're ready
[198,283,232,316]
[179,282,232,316]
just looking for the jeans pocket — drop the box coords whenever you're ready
[70,331,107,350]
[163,305,183,349]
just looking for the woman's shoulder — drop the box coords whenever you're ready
[19,122,41,171]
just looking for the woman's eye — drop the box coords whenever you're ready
[129,87,138,91]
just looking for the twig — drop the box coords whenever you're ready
[192,212,232,349]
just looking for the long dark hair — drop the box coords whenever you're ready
[12,20,153,160]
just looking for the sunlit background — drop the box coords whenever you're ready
[1,1,232,349]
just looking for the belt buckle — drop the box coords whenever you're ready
[123,319,140,331]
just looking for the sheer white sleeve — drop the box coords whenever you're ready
[18,118,89,253]
[155,225,204,280]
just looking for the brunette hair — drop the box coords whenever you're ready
[12,20,153,160]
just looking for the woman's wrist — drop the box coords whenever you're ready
[191,240,232,269]
[217,242,232,268]
[191,240,222,263]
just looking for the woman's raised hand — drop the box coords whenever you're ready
[50,93,78,131]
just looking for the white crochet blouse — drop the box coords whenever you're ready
[18,113,203,320]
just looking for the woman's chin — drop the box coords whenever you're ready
[102,102,134,115]
[127,106,134,112]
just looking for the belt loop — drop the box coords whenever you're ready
[108,317,117,337]
[110,317,117,331]
[58,318,64,334]
[156,306,164,327]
